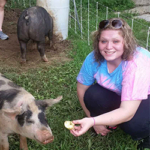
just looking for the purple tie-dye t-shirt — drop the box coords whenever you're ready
[77,47,150,101]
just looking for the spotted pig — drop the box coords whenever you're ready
[0,73,62,150]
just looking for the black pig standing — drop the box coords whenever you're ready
[17,6,53,63]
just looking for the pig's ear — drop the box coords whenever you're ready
[36,95,63,109]
[2,107,22,120]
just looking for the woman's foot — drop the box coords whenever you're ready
[137,136,150,150]
[106,126,117,131]
[0,31,9,40]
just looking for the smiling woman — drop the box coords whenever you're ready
[70,18,150,150]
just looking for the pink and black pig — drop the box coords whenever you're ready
[0,73,62,150]
[17,6,53,63]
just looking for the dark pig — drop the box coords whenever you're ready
[0,73,62,150]
[17,6,53,63]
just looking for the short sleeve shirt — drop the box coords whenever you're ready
[77,47,150,101]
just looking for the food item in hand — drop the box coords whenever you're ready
[64,121,74,130]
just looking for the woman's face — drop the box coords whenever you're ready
[99,29,124,65]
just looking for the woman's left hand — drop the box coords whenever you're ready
[93,125,111,136]
[70,118,94,136]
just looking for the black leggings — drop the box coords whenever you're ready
[84,83,150,140]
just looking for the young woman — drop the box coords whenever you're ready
[0,0,9,40]
[70,18,150,150]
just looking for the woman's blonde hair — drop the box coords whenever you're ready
[93,18,137,63]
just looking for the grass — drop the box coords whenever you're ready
[1,38,139,150]
[1,0,150,150]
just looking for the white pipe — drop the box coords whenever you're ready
[37,0,70,40]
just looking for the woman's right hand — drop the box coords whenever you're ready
[70,118,94,137]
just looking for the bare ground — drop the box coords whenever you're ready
[0,8,72,72]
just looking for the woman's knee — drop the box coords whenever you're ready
[119,120,149,140]
[119,99,150,140]
[84,84,121,115]
[84,84,107,108]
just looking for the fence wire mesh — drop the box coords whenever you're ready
[69,0,150,50]
[4,0,150,50]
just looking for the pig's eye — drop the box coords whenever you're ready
[27,120,34,124]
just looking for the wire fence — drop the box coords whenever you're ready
[69,0,150,50]
[5,0,150,50]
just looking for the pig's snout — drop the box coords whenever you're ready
[35,130,54,144]
[43,135,54,145]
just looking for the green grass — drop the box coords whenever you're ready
[0,38,139,150]
[6,0,36,9]
[1,0,150,149]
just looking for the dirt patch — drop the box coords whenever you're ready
[0,9,72,72]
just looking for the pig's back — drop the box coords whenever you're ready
[17,6,51,42]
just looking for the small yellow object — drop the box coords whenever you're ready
[64,121,74,130]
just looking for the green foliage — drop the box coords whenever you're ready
[99,0,135,11]
[78,0,135,11]
[6,0,135,11]
[6,0,36,9]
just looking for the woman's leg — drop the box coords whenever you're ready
[84,83,121,135]
[0,0,8,40]
[84,83,121,117]
[84,83,150,142]
[0,0,6,31]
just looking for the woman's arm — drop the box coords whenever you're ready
[77,82,90,117]
[94,100,141,126]
[71,100,142,136]
[77,82,112,136]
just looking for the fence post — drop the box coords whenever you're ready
[96,2,98,30]
[80,0,83,39]
[106,7,108,20]
[23,0,26,8]
[88,0,90,45]
[73,0,77,34]
[146,27,150,49]
[131,19,134,30]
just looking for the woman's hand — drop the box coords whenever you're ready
[70,118,94,136]
[93,125,111,136]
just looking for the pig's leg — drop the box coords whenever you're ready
[48,30,53,48]
[0,133,9,150]
[37,42,48,62]
[48,16,53,48]
[19,135,28,150]
[19,41,27,63]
